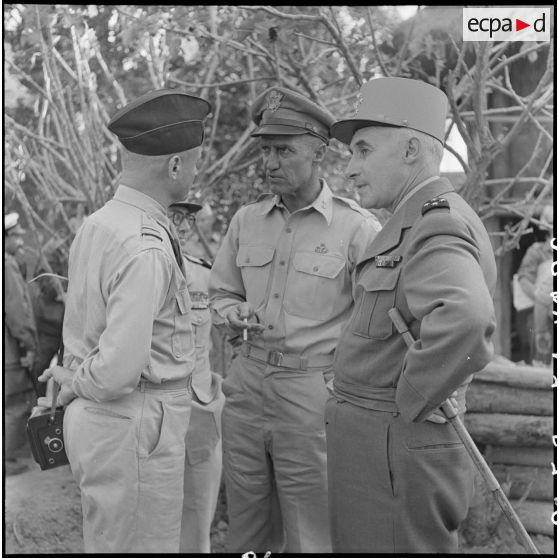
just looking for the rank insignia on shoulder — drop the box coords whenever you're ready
[375,255,402,267]
[421,197,450,215]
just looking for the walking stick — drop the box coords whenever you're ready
[388,307,540,555]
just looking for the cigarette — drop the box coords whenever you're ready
[243,318,248,342]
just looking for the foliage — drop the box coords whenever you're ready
[4,4,554,278]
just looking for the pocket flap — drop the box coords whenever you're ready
[237,245,275,267]
[175,288,192,314]
[361,267,401,292]
[292,253,345,278]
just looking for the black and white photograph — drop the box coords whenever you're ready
[3,4,555,554]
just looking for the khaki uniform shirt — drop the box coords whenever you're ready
[333,178,497,421]
[209,181,381,357]
[63,185,195,402]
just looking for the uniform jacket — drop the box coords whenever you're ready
[4,252,37,393]
[209,181,381,357]
[333,178,497,421]
[63,185,196,402]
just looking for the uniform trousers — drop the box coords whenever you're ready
[180,386,225,553]
[221,354,332,553]
[326,396,475,553]
[64,384,192,553]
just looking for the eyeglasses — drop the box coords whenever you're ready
[170,212,196,227]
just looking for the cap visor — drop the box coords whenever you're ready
[169,202,202,213]
[251,124,310,138]
[331,119,398,145]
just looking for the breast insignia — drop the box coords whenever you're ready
[421,197,450,216]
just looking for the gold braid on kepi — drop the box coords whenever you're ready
[251,86,335,143]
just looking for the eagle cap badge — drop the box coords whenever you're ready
[266,90,284,112]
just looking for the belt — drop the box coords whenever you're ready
[242,344,333,371]
[138,376,192,392]
[333,382,399,413]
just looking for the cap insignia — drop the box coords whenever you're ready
[266,90,284,112]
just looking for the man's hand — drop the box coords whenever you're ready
[426,392,458,424]
[225,302,265,337]
[38,365,77,407]
[20,350,35,369]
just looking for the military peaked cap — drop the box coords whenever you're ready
[330,77,448,145]
[169,199,203,214]
[251,86,335,143]
[108,89,212,156]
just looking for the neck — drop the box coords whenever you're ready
[390,167,437,213]
[280,175,322,213]
[120,167,173,208]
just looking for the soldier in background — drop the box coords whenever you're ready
[4,212,38,474]
[169,199,225,553]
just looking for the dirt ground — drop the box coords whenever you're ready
[3,457,554,554]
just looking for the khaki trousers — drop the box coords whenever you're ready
[64,385,191,553]
[326,396,474,553]
[222,354,332,553]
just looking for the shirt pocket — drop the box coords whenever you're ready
[284,252,346,321]
[236,245,275,310]
[352,267,401,339]
[171,287,194,359]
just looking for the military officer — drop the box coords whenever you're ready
[326,77,497,552]
[168,199,225,553]
[4,212,37,473]
[209,86,381,553]
[38,89,211,553]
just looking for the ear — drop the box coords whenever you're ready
[313,142,327,163]
[403,136,420,163]
[168,155,181,180]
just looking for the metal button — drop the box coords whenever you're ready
[279,260,286,266]
[245,257,250,263]
[268,325,274,330]
[313,266,319,272]
[273,293,279,298]
[286,227,292,233]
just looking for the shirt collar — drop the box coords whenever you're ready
[114,184,170,227]
[258,180,334,225]
[392,176,440,215]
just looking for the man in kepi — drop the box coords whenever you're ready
[326,77,497,553]
[209,86,381,553]
[168,199,225,553]
[38,89,211,553]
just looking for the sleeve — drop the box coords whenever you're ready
[395,212,496,422]
[4,259,37,352]
[71,247,172,402]
[208,211,246,323]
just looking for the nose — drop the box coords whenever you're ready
[264,149,280,171]
[345,155,359,180]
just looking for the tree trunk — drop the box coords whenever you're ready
[466,383,552,416]
[464,413,553,447]
[485,445,554,467]
[474,361,553,389]
[510,500,554,536]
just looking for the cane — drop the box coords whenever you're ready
[388,307,539,555]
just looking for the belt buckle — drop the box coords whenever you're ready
[267,351,283,367]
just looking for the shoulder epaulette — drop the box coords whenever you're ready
[421,197,450,216]
[140,213,163,242]
[184,253,212,269]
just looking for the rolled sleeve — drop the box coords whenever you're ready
[395,213,496,422]
[71,248,172,402]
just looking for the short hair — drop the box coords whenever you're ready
[399,127,444,168]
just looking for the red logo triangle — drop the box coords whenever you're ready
[516,18,530,32]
